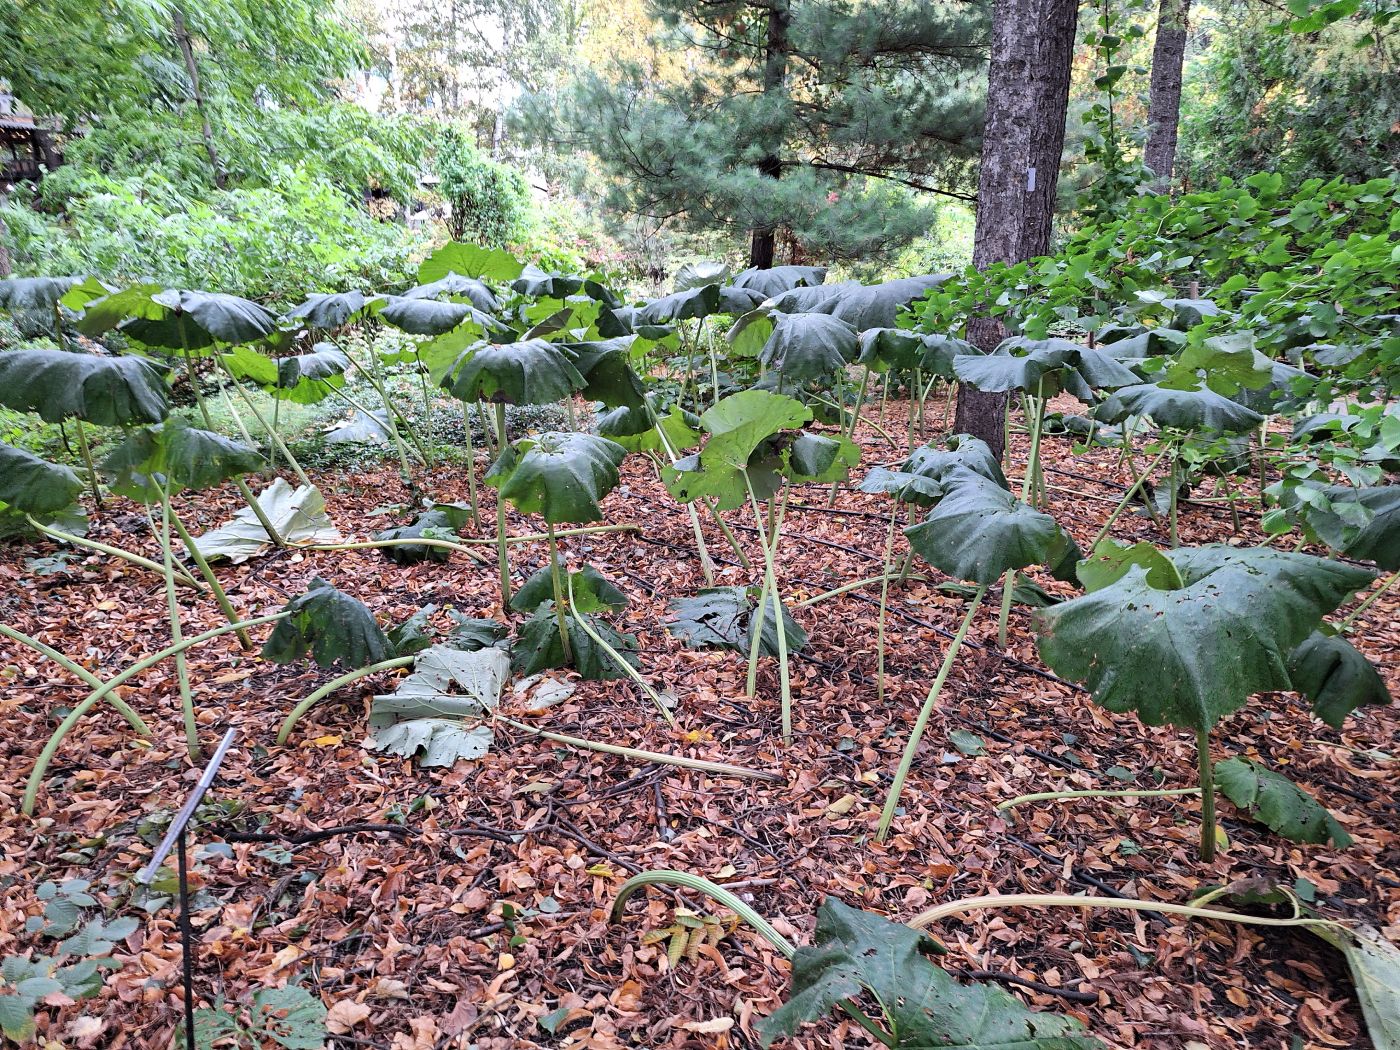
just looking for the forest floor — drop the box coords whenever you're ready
[2,390,1396,1050]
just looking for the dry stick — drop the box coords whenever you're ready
[877,584,987,842]
[24,612,289,814]
[167,505,251,648]
[498,718,778,781]
[0,624,149,737]
[25,515,202,589]
[997,786,1201,812]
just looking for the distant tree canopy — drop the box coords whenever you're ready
[528,0,989,265]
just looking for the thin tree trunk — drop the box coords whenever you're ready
[173,7,227,189]
[1144,0,1190,190]
[0,194,12,278]
[749,0,790,269]
[953,0,1080,460]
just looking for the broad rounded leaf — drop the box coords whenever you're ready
[905,469,1079,585]
[443,338,585,406]
[1295,485,1400,570]
[662,390,811,510]
[513,604,638,680]
[101,419,263,501]
[374,295,474,336]
[636,284,722,325]
[491,431,626,524]
[731,265,826,298]
[0,443,84,515]
[857,327,926,372]
[262,576,393,670]
[0,349,169,425]
[1215,757,1353,847]
[560,338,647,410]
[824,275,946,330]
[673,259,729,291]
[122,290,277,349]
[511,264,585,299]
[787,431,860,484]
[1096,382,1265,434]
[375,508,463,565]
[760,312,858,384]
[903,435,1006,488]
[419,242,524,283]
[1034,547,1374,731]
[285,291,369,330]
[511,563,629,614]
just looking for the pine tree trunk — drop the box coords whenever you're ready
[953,0,1080,459]
[1144,0,1190,190]
[749,0,790,269]
[173,7,227,190]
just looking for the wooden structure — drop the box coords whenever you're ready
[0,95,62,184]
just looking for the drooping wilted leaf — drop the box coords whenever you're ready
[0,444,84,515]
[262,577,393,670]
[510,563,629,614]
[194,479,341,563]
[513,604,639,680]
[101,419,263,501]
[1214,757,1353,847]
[445,613,511,652]
[665,586,807,657]
[490,431,627,524]
[905,469,1079,586]
[1287,631,1393,729]
[285,291,370,330]
[369,718,495,767]
[374,509,463,565]
[371,645,509,722]
[636,284,722,325]
[856,328,927,372]
[903,435,1006,488]
[0,349,169,425]
[1035,547,1374,732]
[560,338,647,410]
[1095,382,1265,434]
[511,264,585,299]
[1309,925,1400,1050]
[118,290,278,350]
[441,338,585,406]
[822,274,946,330]
[374,294,476,336]
[858,466,945,506]
[758,897,1101,1049]
[404,273,499,313]
[760,312,858,384]
[387,606,437,655]
[0,275,83,313]
[787,431,861,484]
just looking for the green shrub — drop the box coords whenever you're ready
[437,128,531,247]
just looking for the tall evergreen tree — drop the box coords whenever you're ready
[531,0,988,265]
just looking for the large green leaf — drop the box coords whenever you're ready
[118,290,278,350]
[285,291,370,330]
[373,294,475,336]
[374,507,466,565]
[222,344,349,405]
[954,337,1138,399]
[1095,382,1265,434]
[404,273,499,313]
[823,275,946,330]
[262,576,393,670]
[662,390,811,510]
[490,431,627,524]
[1287,631,1393,729]
[513,604,638,680]
[1293,485,1400,570]
[193,479,340,563]
[636,284,722,325]
[441,338,584,406]
[759,897,1101,1049]
[560,338,647,410]
[760,312,858,384]
[0,276,82,313]
[903,435,1006,488]
[857,328,927,372]
[511,264,585,299]
[510,563,629,614]
[101,419,263,501]
[731,265,826,298]
[419,242,524,283]
[905,470,1079,586]
[0,349,169,425]
[786,431,860,484]
[0,444,84,515]
[673,260,729,291]
[665,585,807,657]
[1035,547,1374,731]
[1214,757,1353,847]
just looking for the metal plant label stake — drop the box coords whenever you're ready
[136,727,239,1050]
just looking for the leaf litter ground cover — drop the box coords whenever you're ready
[0,390,1396,1049]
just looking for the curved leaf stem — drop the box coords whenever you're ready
[565,576,677,728]
[909,893,1344,932]
[0,624,149,736]
[997,786,1201,811]
[167,505,251,648]
[610,871,795,956]
[25,515,202,589]
[877,585,987,842]
[547,521,573,663]
[497,717,775,781]
[155,496,200,760]
[275,656,416,744]
[494,402,512,607]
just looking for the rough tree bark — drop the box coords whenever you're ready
[954,0,1081,459]
[749,0,790,269]
[1144,0,1190,190]
[173,7,228,190]
[0,197,12,278]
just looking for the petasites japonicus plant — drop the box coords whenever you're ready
[1035,544,1376,860]
[759,897,1103,1049]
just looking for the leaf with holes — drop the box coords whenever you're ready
[1214,757,1352,847]
[262,577,393,671]
[665,586,806,657]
